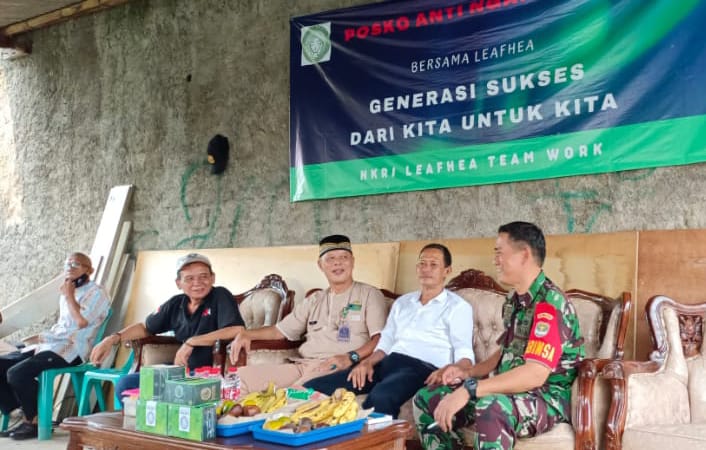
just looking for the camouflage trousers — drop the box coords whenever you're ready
[413,384,562,450]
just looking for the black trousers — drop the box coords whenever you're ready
[0,350,80,421]
[304,352,437,418]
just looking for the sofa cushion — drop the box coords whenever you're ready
[514,423,574,449]
[625,370,690,428]
[458,422,574,449]
[399,397,414,425]
[453,287,505,363]
[622,423,706,450]
[687,356,706,423]
[141,342,179,366]
[571,297,604,358]
[239,288,284,329]
[596,304,622,359]
[245,348,300,366]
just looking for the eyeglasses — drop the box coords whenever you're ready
[180,273,212,284]
[64,261,85,270]
[321,253,352,264]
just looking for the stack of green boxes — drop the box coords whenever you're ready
[135,365,221,441]
[164,377,220,441]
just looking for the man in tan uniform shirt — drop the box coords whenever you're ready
[229,234,387,394]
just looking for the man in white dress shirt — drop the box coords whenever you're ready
[304,243,475,418]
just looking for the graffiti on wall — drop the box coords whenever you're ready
[529,168,656,233]
[175,161,223,249]
[139,161,289,250]
[129,162,659,253]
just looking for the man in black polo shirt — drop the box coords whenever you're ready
[89,253,244,397]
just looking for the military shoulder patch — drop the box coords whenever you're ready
[524,302,562,369]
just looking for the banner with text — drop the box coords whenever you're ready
[289,0,706,201]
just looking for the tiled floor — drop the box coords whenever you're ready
[2,429,70,449]
[2,414,70,450]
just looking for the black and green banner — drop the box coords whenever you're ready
[290,0,706,201]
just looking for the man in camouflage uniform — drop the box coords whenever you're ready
[413,221,584,450]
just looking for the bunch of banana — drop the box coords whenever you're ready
[290,398,329,422]
[330,390,358,425]
[260,386,288,413]
[239,381,288,413]
[290,388,359,426]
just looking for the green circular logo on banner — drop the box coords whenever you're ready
[302,25,331,64]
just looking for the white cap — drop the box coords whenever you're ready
[175,253,211,276]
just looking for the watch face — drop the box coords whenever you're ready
[463,377,478,398]
[349,351,360,363]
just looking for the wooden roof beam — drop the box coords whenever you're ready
[1,0,132,37]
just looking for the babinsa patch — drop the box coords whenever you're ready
[534,321,550,338]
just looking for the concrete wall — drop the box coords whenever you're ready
[1,0,705,311]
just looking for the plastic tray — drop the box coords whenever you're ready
[250,418,366,446]
[216,418,266,437]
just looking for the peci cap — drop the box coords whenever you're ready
[207,134,229,174]
[176,253,212,277]
[318,234,353,257]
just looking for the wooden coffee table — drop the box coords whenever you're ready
[61,412,413,450]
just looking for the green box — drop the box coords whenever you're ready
[139,365,185,400]
[164,377,221,405]
[135,399,169,435]
[167,403,217,441]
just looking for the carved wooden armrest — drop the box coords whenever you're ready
[601,359,660,450]
[573,358,617,450]
[249,339,303,351]
[129,335,182,346]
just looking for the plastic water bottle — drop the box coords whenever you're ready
[221,366,241,400]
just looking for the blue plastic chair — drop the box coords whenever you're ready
[77,348,135,415]
[37,308,112,440]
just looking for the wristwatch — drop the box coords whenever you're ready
[348,351,360,365]
[463,377,478,401]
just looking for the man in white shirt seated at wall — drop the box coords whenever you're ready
[304,243,475,418]
[0,252,110,440]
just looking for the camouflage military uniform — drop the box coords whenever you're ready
[414,271,584,450]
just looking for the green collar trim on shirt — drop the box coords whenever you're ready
[527,270,546,300]
[515,271,547,308]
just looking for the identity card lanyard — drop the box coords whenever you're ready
[327,289,353,343]
[337,305,351,342]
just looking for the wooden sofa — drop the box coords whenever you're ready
[449,271,631,450]
[235,268,632,450]
[602,296,706,450]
